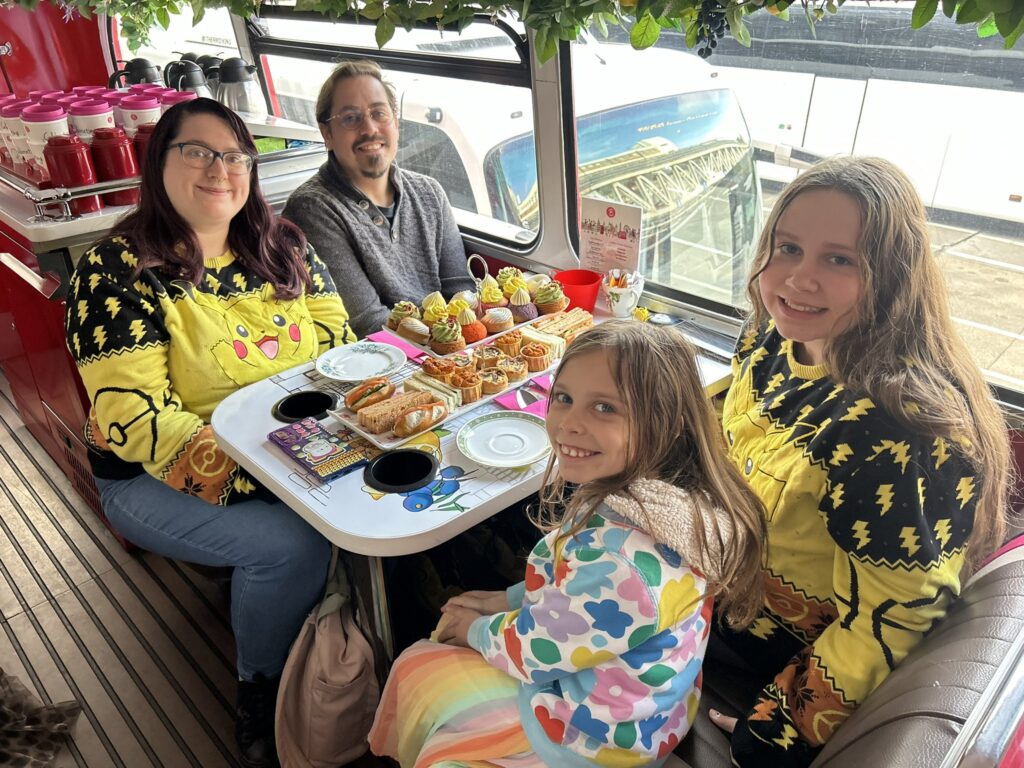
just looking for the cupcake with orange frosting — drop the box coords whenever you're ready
[508,287,538,324]
[535,281,570,314]
[458,307,487,344]
[480,282,508,310]
[429,317,466,355]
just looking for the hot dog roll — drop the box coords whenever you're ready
[393,401,448,438]
[345,377,396,412]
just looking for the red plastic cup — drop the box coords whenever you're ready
[553,269,602,312]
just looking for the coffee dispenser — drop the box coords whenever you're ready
[214,57,268,117]
[108,58,162,88]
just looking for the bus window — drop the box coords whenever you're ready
[112,7,240,70]
[568,40,761,308]
[257,20,536,245]
[591,6,1024,395]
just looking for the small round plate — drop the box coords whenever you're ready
[457,412,551,468]
[315,342,405,382]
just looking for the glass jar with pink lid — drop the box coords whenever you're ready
[68,99,115,144]
[118,94,161,138]
[0,94,20,166]
[21,103,69,174]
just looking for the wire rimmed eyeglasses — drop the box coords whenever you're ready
[324,107,395,132]
[169,142,255,175]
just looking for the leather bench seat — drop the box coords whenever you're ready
[668,545,1024,767]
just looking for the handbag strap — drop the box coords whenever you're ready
[317,545,350,620]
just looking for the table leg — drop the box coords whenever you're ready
[367,555,394,662]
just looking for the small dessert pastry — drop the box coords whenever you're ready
[422,304,450,326]
[535,281,569,314]
[450,353,476,373]
[386,300,420,330]
[447,297,470,318]
[497,356,528,382]
[430,317,467,355]
[480,283,507,310]
[526,273,552,297]
[451,370,483,404]
[458,307,487,344]
[482,307,514,334]
[502,276,528,299]
[496,266,523,290]
[508,287,538,324]
[397,317,430,345]
[479,367,509,394]
[393,401,448,438]
[494,329,523,357]
[452,289,480,315]
[421,290,446,313]
[521,341,552,372]
[481,274,500,292]
[421,356,457,383]
[476,345,507,370]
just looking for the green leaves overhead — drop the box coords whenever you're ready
[50,0,1024,59]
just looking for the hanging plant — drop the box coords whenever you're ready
[34,0,1024,60]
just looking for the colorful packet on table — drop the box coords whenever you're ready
[267,417,377,482]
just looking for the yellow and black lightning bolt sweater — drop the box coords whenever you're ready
[65,236,357,506]
[718,323,976,767]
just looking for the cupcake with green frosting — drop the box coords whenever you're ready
[496,266,523,290]
[429,317,466,355]
[387,301,420,330]
[536,281,569,314]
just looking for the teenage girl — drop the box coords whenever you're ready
[700,157,1012,767]
[369,320,767,766]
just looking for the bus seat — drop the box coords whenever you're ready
[667,543,1024,768]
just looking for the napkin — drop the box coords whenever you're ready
[366,330,426,362]
[495,381,549,416]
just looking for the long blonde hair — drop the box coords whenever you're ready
[536,321,767,629]
[747,156,1012,569]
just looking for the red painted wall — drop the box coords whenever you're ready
[0,1,108,96]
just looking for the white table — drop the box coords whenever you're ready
[211,346,732,657]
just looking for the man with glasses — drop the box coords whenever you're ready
[284,60,474,337]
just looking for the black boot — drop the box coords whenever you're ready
[236,674,281,768]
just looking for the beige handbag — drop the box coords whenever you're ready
[275,547,380,767]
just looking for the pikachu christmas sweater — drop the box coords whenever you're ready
[719,323,977,767]
[65,236,356,505]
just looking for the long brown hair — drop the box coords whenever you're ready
[746,156,1012,569]
[114,98,312,300]
[536,321,767,629]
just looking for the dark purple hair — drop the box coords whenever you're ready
[113,98,311,299]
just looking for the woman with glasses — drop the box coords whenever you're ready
[284,59,475,337]
[64,98,356,768]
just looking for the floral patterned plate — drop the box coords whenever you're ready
[315,342,406,382]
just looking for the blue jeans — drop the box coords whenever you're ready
[95,473,331,681]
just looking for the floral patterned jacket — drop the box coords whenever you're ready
[468,479,735,767]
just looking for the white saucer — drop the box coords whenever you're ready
[315,342,405,382]
[457,412,551,468]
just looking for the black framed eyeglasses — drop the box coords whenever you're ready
[324,107,395,132]
[169,142,255,175]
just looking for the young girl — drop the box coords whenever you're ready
[368,320,767,767]
[698,157,1013,767]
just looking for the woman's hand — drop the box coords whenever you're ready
[444,589,508,615]
[437,604,484,648]
[709,709,737,733]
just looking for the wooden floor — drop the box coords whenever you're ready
[0,372,253,768]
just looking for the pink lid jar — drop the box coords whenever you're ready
[160,90,197,112]
[118,94,161,137]
[21,103,69,172]
[68,99,115,144]
[1,98,34,166]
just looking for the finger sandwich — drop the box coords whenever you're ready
[403,373,463,412]
[357,391,434,434]
[519,325,565,359]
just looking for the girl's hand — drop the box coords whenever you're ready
[444,589,508,615]
[437,604,484,648]
[709,709,737,733]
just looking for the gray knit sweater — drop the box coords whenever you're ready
[283,156,474,337]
